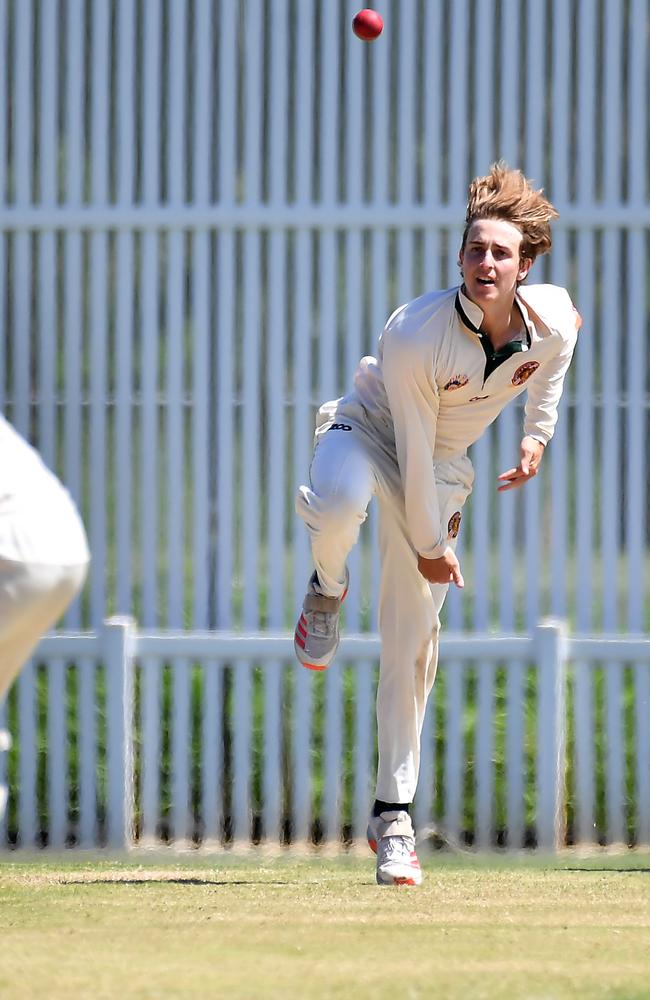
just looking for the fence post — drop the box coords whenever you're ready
[103,616,136,850]
[535,618,568,851]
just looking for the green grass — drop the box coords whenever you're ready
[1,854,649,999]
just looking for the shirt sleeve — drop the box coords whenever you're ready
[523,331,577,444]
[381,325,449,559]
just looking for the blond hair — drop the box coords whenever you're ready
[461,162,559,262]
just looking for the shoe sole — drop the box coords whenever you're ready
[293,636,339,672]
[376,873,421,887]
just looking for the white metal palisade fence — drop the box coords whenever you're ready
[0,0,648,850]
[1,619,650,852]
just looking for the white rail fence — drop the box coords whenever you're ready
[0,0,647,643]
[1,619,649,854]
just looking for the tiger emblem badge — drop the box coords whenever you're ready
[447,511,462,539]
[512,361,540,386]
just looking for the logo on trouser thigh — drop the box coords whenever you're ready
[329,423,352,431]
[447,512,462,538]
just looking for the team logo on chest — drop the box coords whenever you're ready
[443,374,469,391]
[512,361,540,386]
[447,511,462,539]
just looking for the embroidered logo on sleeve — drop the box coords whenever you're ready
[512,361,540,386]
[443,374,469,391]
[447,512,462,538]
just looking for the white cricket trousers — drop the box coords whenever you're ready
[0,559,87,702]
[296,400,473,804]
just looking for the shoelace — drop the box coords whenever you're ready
[380,836,414,863]
[307,610,336,638]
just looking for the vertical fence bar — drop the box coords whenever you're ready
[262,660,282,844]
[190,0,211,629]
[232,659,252,844]
[241,0,263,629]
[103,617,135,849]
[63,0,85,627]
[352,660,374,842]
[114,0,136,617]
[215,0,237,627]
[602,0,625,846]
[170,657,191,842]
[395,0,415,301]
[140,0,161,627]
[536,620,567,851]
[548,0,571,622]
[627,0,649,848]
[166,0,187,628]
[139,656,160,842]
[322,660,343,843]
[522,0,545,632]
[12,0,33,438]
[201,660,223,844]
[571,0,598,848]
[444,660,465,842]
[88,0,110,626]
[448,0,468,207]
[77,656,97,847]
[473,0,495,174]
[37,0,57,472]
[47,658,67,847]
[17,662,37,847]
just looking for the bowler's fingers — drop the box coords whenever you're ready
[497,465,537,492]
[451,564,464,589]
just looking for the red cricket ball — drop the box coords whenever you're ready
[352,8,384,41]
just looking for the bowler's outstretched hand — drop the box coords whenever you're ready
[497,435,545,492]
[418,549,464,588]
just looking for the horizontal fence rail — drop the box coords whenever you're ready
[1,620,649,854]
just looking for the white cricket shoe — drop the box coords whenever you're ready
[367,810,422,886]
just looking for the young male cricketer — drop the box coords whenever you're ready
[0,415,89,822]
[294,163,580,885]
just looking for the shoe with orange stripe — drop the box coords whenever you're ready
[293,571,347,671]
[367,810,422,886]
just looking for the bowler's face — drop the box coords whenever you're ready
[459,219,531,306]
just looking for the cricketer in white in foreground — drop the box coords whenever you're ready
[0,413,90,822]
[294,163,580,886]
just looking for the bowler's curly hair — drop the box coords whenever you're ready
[461,162,559,263]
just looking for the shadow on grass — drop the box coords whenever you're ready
[62,878,294,887]
[561,867,650,874]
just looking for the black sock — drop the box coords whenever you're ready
[373,799,410,817]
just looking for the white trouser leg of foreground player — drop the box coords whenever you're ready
[0,559,87,824]
[0,559,88,700]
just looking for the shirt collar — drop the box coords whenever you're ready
[456,284,534,347]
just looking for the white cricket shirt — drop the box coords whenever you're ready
[0,414,89,565]
[350,283,579,559]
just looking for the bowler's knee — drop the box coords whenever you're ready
[296,485,367,537]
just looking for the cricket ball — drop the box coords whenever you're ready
[352,9,384,41]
